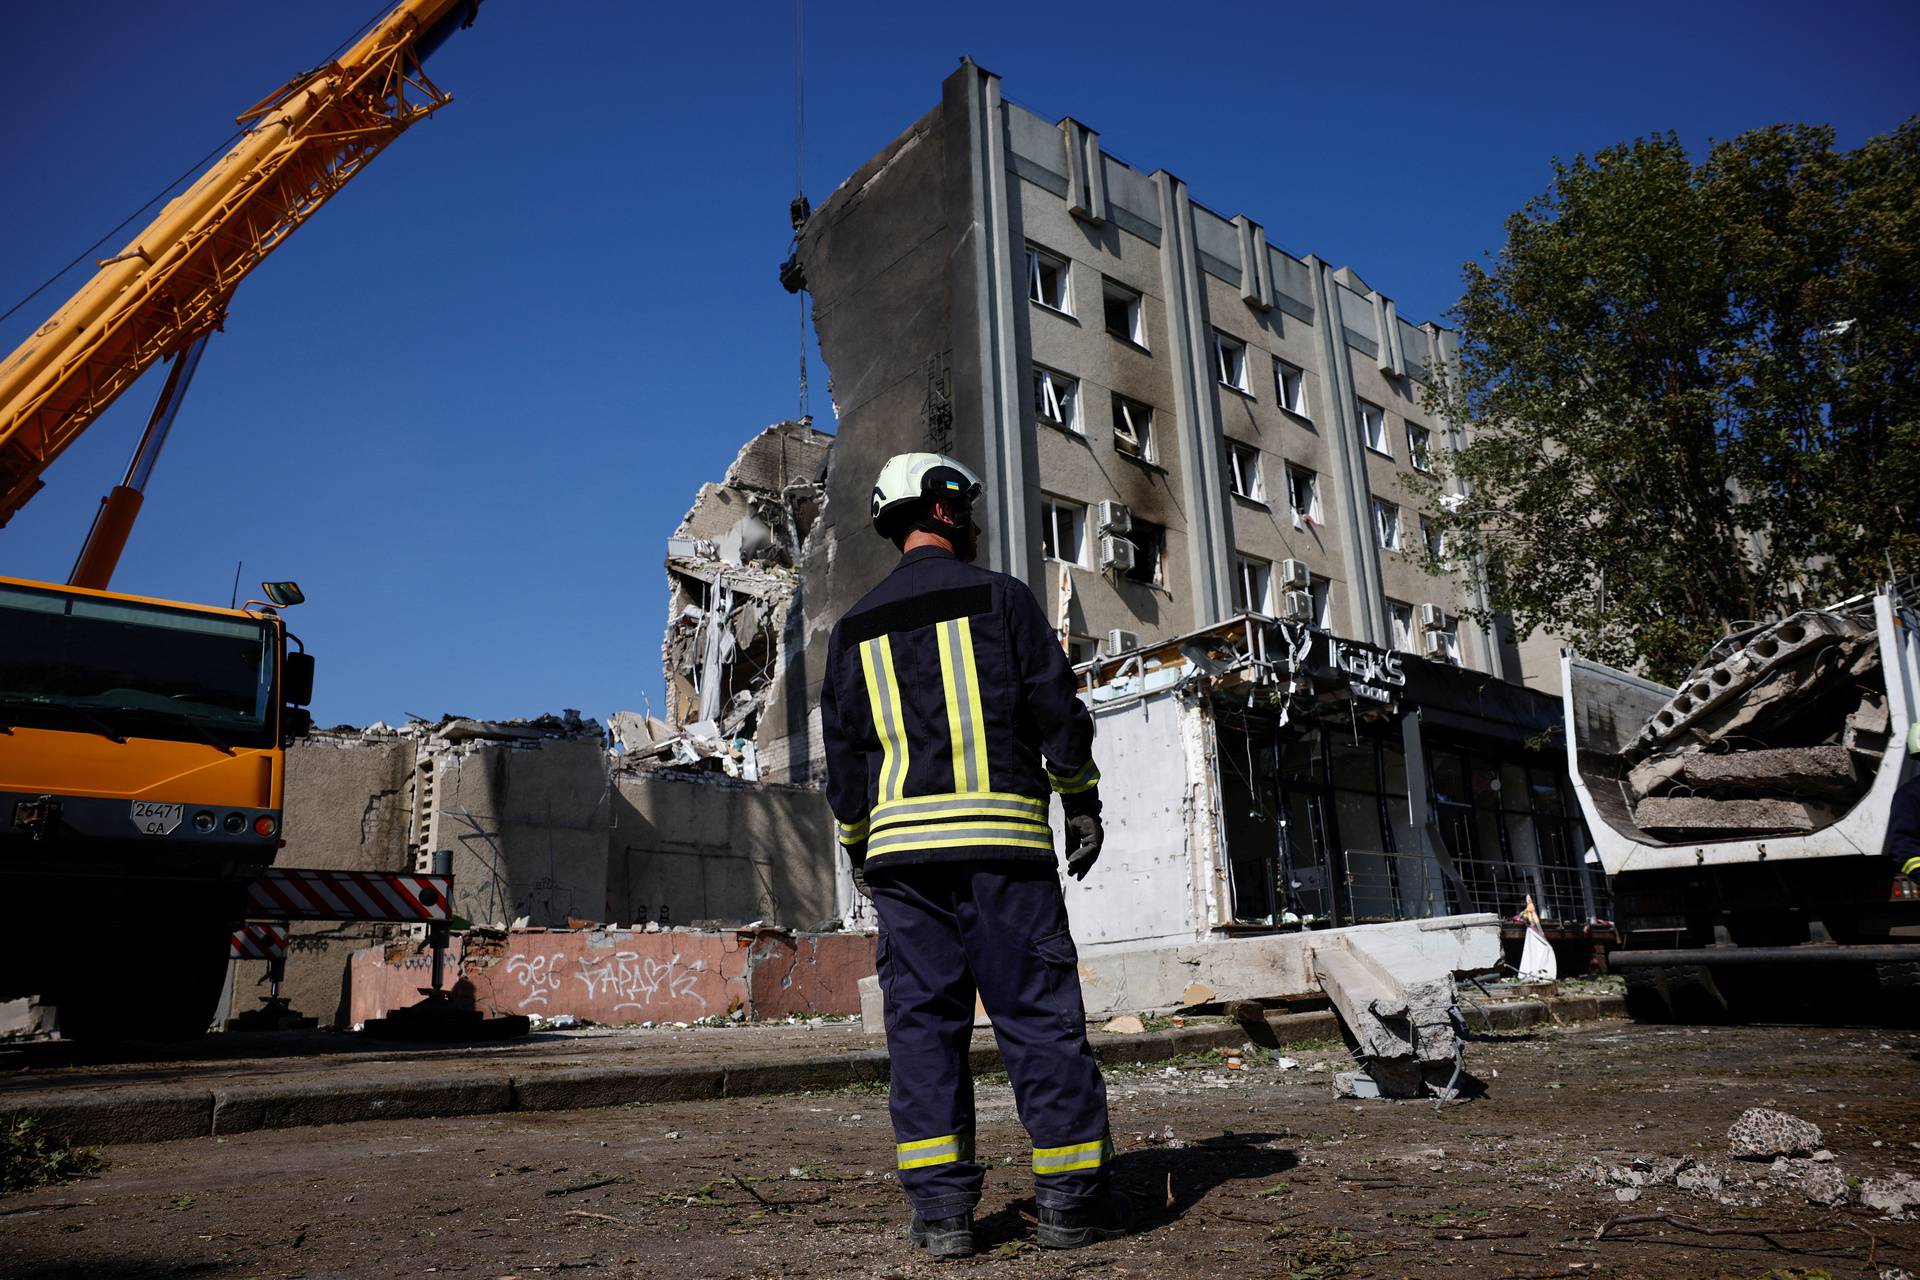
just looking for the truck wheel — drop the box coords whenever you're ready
[51,889,243,1043]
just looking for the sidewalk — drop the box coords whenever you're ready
[0,994,1624,1145]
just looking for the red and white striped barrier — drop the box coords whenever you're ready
[230,922,289,960]
[246,868,452,923]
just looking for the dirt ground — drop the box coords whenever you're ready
[2,1019,1917,1279]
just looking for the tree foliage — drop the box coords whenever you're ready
[1418,120,1920,682]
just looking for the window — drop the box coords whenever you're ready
[1407,423,1432,472]
[1275,360,1308,417]
[1420,514,1445,561]
[1432,622,1462,665]
[1026,245,1072,314]
[1066,635,1098,666]
[1040,496,1086,566]
[1111,394,1155,462]
[1372,497,1401,551]
[1124,520,1165,586]
[1233,555,1272,615]
[1102,278,1143,346]
[1228,442,1264,501]
[1309,575,1333,629]
[1387,600,1415,652]
[1357,399,1389,454]
[1033,365,1080,432]
[1213,331,1248,392]
[1285,465,1320,528]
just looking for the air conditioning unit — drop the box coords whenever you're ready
[1279,558,1311,590]
[1418,603,1450,631]
[1096,499,1132,535]
[1099,535,1135,573]
[1106,628,1140,657]
[1422,631,1452,658]
[1283,590,1314,622]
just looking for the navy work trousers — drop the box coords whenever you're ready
[869,859,1111,1219]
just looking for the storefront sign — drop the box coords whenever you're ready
[1274,623,1405,703]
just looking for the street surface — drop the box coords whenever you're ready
[2,1019,1917,1278]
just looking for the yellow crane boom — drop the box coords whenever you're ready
[0,0,479,570]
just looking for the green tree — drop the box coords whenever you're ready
[1418,120,1920,682]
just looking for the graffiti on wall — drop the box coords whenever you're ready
[574,951,711,1013]
[505,951,566,1008]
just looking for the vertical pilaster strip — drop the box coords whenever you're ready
[1233,216,1273,311]
[1369,291,1392,374]
[1427,324,1508,679]
[958,63,1031,583]
[1083,128,1108,224]
[1382,297,1406,378]
[1311,257,1386,646]
[1155,171,1234,624]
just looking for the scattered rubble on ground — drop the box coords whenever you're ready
[1622,608,1886,838]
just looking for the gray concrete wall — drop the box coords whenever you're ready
[608,771,836,930]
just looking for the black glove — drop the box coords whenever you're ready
[850,862,873,901]
[1065,813,1104,880]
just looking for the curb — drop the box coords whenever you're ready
[6,993,1625,1147]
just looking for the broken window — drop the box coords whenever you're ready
[1041,496,1086,567]
[1228,442,1264,501]
[1111,394,1155,462]
[1027,245,1073,314]
[1357,399,1389,454]
[1033,365,1080,432]
[1213,331,1249,392]
[1233,555,1272,615]
[1286,465,1320,528]
[1275,360,1308,417]
[1387,599,1415,652]
[1103,277,1144,346]
[1407,422,1433,472]
[1310,574,1333,629]
[1066,634,1098,665]
[1125,519,1165,586]
[1372,497,1401,551]
[1420,514,1445,561]
[1433,622,1462,665]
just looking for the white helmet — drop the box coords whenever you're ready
[870,452,982,538]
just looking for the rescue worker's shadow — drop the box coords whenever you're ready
[973,1132,1296,1245]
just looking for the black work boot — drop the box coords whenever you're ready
[907,1210,976,1258]
[1036,1189,1132,1249]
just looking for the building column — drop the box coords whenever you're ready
[1427,325,1508,680]
[1153,171,1234,623]
[1308,258,1387,646]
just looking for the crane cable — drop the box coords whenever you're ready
[792,0,811,425]
[0,1,394,332]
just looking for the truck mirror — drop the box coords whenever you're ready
[283,651,316,706]
[282,706,314,744]
[262,581,305,607]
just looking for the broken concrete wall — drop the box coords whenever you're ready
[607,769,836,930]
[348,926,874,1025]
[225,729,418,1027]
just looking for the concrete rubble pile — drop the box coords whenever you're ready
[1621,608,1886,838]
[644,420,832,782]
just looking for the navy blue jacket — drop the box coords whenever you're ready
[821,546,1099,870]
[1891,774,1920,880]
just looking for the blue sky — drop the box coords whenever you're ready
[2,0,1913,729]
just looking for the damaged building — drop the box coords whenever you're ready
[672,59,1609,942]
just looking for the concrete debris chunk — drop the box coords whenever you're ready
[1100,1014,1146,1035]
[1728,1108,1824,1160]
[1635,796,1833,836]
[1801,1162,1850,1207]
[1668,746,1860,798]
[1860,1172,1920,1219]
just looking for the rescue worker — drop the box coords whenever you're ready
[1890,769,1920,885]
[821,452,1130,1258]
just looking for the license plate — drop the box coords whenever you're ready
[130,801,184,836]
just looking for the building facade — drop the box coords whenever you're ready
[757,60,1603,932]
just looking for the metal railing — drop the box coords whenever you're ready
[1337,847,1608,926]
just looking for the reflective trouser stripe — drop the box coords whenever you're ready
[936,617,990,794]
[860,636,909,802]
[871,790,1047,832]
[1904,856,1920,879]
[1032,1135,1112,1174]
[897,1132,972,1170]
[865,821,1055,861]
[1047,758,1101,795]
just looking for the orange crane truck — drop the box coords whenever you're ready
[0,0,480,1040]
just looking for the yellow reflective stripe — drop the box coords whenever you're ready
[1904,856,1920,878]
[1048,758,1101,795]
[873,791,1046,824]
[866,825,1056,861]
[837,817,869,846]
[896,1132,972,1170]
[937,621,971,792]
[860,636,909,803]
[1033,1136,1112,1174]
[954,618,990,792]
